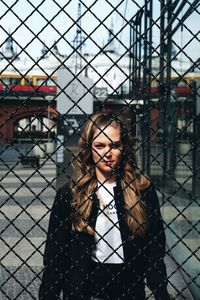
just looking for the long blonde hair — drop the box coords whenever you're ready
[70,111,150,237]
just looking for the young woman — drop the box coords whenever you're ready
[39,111,170,300]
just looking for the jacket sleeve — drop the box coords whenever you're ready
[39,184,72,300]
[143,183,170,300]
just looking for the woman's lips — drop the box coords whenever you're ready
[103,160,114,165]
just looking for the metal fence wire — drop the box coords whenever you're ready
[0,0,200,299]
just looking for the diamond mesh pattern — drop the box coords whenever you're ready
[0,0,200,299]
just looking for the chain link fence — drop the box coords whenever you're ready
[0,0,200,299]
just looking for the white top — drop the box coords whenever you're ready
[92,182,124,264]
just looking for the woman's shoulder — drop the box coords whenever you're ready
[54,181,73,206]
[140,178,155,191]
[138,177,158,206]
[56,181,71,195]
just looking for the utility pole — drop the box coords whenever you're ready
[72,0,85,74]
[129,0,153,176]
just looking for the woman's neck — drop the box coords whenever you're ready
[95,169,117,184]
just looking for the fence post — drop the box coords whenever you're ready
[192,79,200,195]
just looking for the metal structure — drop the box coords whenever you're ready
[0,0,200,299]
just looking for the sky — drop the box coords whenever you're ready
[0,0,199,62]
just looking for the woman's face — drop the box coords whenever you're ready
[92,125,123,182]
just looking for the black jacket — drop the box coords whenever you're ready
[39,182,170,300]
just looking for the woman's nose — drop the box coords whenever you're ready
[104,146,112,157]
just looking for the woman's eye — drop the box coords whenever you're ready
[95,144,103,149]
